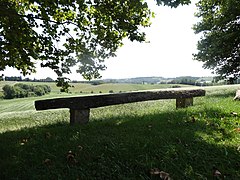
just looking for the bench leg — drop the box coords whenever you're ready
[176,98,193,108]
[70,109,90,125]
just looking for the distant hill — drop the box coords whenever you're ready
[103,77,165,84]
[102,76,214,85]
[6,75,240,85]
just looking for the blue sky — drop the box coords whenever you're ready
[3,0,213,80]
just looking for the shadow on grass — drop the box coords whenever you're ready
[0,108,239,180]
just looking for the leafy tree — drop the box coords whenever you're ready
[2,85,16,99]
[33,86,45,96]
[41,85,51,93]
[14,86,28,98]
[2,83,51,99]
[14,83,31,91]
[193,0,240,80]
[0,0,190,90]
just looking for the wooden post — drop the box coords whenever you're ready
[176,98,193,108]
[70,109,90,125]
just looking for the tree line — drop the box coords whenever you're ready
[2,83,51,99]
[3,76,55,82]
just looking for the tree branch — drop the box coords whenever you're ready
[0,8,79,27]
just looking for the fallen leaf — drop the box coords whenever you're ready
[45,132,52,139]
[150,168,161,175]
[22,138,28,143]
[234,128,240,133]
[213,167,223,180]
[20,138,28,145]
[43,158,51,166]
[66,151,77,165]
[78,145,83,151]
[150,169,171,179]
[159,171,171,180]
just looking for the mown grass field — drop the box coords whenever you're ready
[0,84,240,179]
[0,81,191,95]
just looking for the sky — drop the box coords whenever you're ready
[3,0,214,80]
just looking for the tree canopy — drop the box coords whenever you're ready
[193,0,240,80]
[0,0,191,90]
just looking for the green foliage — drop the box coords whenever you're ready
[56,77,71,93]
[42,84,51,94]
[2,83,51,99]
[91,81,104,86]
[155,0,191,7]
[33,86,45,96]
[193,0,240,79]
[2,85,16,99]
[169,76,199,85]
[0,0,152,78]
[1,0,191,91]
[14,86,28,98]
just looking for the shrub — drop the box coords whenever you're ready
[91,81,104,85]
[33,86,45,96]
[14,86,28,98]
[28,92,36,97]
[2,85,16,99]
[40,85,51,94]
[2,83,51,99]
[14,83,32,91]
[109,90,114,93]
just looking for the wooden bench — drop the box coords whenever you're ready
[35,89,205,125]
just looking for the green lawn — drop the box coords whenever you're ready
[0,84,240,179]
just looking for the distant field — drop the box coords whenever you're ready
[0,81,192,95]
[0,81,192,113]
[0,83,239,121]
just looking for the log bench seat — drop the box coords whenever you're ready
[35,89,205,125]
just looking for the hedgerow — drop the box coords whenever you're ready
[2,83,51,99]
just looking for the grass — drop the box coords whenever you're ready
[0,81,191,95]
[0,84,240,179]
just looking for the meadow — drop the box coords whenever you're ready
[0,81,189,95]
[0,82,240,179]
